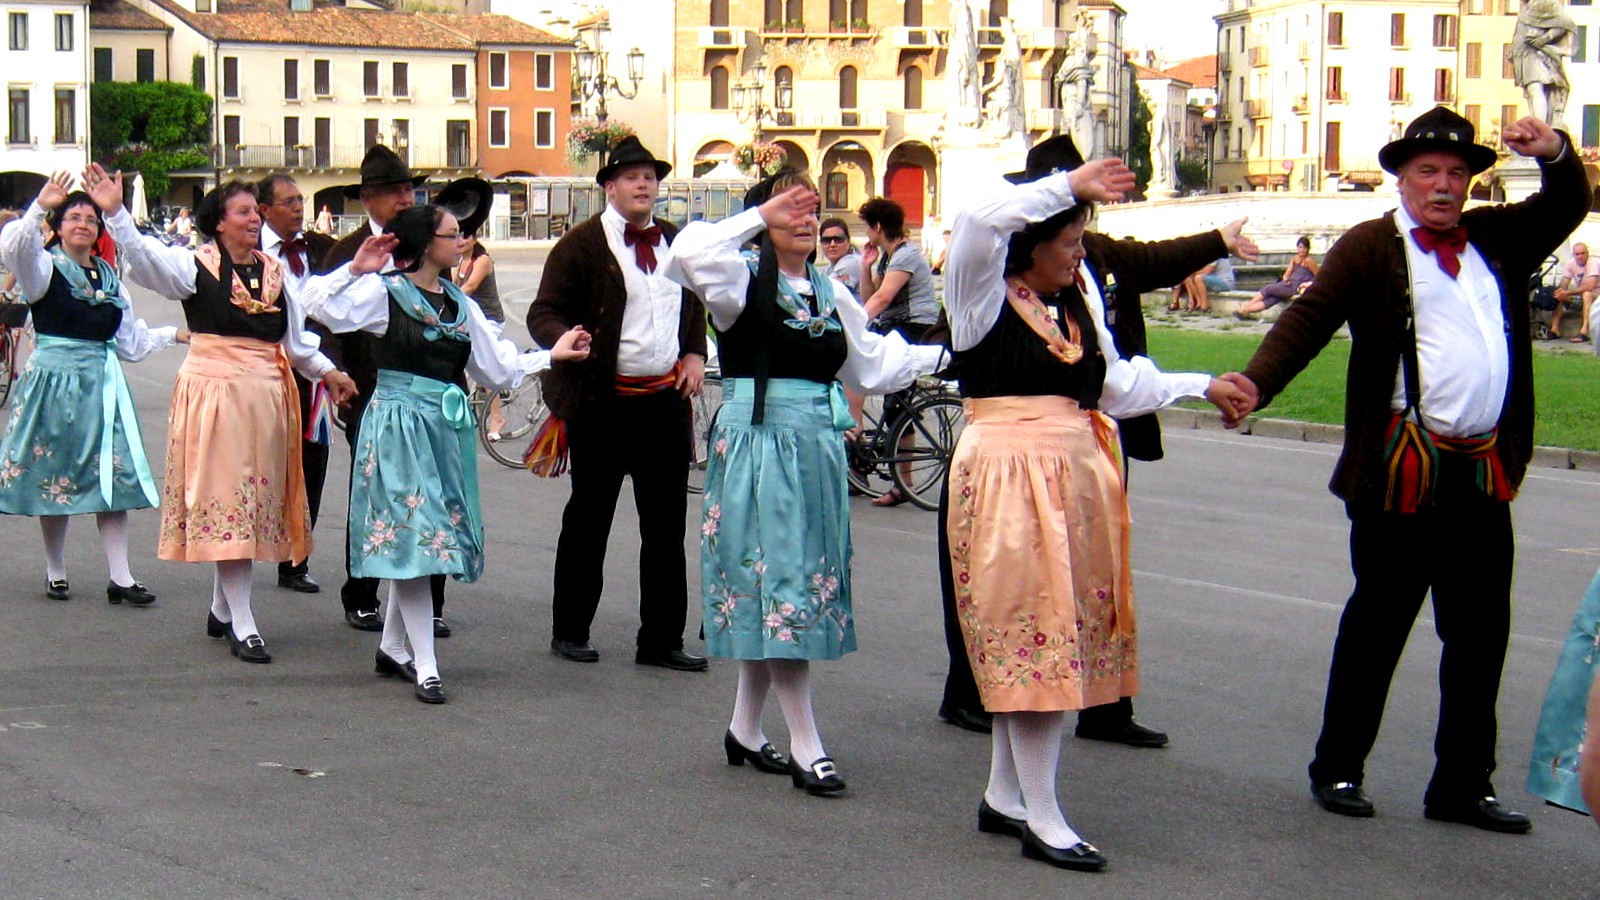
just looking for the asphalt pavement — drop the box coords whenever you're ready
[0,247,1595,898]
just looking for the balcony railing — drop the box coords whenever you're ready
[217,143,474,170]
[1248,46,1269,67]
[760,109,887,130]
[1026,108,1065,132]
[1292,94,1309,113]
[887,26,944,48]
[697,26,753,49]
[1244,98,1268,118]
[1020,27,1068,50]
[1298,40,1311,60]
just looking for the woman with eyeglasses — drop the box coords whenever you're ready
[303,204,590,703]
[817,218,861,301]
[96,166,359,664]
[0,171,183,606]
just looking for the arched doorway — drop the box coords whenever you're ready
[774,140,810,178]
[820,140,874,214]
[0,171,47,210]
[694,140,735,177]
[884,141,937,227]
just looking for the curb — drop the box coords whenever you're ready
[1154,408,1596,473]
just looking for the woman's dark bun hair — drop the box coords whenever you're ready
[1296,235,1311,250]
[1003,202,1094,277]
[45,192,104,248]
[383,204,447,274]
[195,180,259,238]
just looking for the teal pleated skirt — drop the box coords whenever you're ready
[1526,567,1600,813]
[700,377,856,661]
[0,335,157,516]
[348,370,484,583]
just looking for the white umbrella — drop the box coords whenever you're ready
[130,172,149,222]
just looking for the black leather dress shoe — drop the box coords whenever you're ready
[277,572,320,593]
[375,650,417,681]
[1020,827,1107,872]
[978,799,1026,837]
[789,756,847,796]
[551,639,599,662]
[415,676,447,704]
[229,632,272,664]
[938,704,994,734]
[724,730,788,774]
[106,581,156,606]
[45,579,69,601]
[433,616,452,638]
[1423,796,1532,834]
[635,648,709,671]
[1311,781,1375,817]
[344,609,383,632]
[206,611,228,639]
[1074,720,1169,748]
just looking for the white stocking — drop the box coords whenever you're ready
[378,588,410,664]
[216,559,257,639]
[1006,710,1084,849]
[40,516,68,582]
[391,576,437,683]
[767,659,825,768]
[210,567,229,623]
[984,714,1027,819]
[728,660,772,750]
[96,512,134,587]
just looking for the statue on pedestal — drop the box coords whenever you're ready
[1511,0,1575,131]
[1056,17,1097,157]
[981,17,1025,139]
[945,0,982,130]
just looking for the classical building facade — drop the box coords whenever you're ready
[1,0,91,208]
[89,0,171,84]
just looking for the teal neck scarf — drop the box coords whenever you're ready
[745,257,842,337]
[382,274,472,343]
[48,247,126,310]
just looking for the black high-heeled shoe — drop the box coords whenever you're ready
[977,799,1026,837]
[45,579,69,601]
[415,676,447,704]
[723,730,788,774]
[107,581,156,606]
[206,611,228,639]
[788,756,846,796]
[228,632,272,664]
[375,650,417,681]
[1020,826,1106,872]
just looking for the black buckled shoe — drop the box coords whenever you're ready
[433,616,452,638]
[277,572,320,593]
[723,730,788,774]
[789,756,847,796]
[344,609,383,632]
[938,703,994,734]
[978,799,1026,838]
[1311,781,1375,818]
[107,581,156,606]
[45,579,69,601]
[1074,720,1169,748]
[206,611,228,639]
[1020,827,1107,872]
[375,650,417,681]
[551,639,599,662]
[635,647,709,671]
[414,676,447,704]
[1423,796,1532,834]
[229,632,272,664]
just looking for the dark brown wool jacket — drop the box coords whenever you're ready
[526,213,708,419]
[1241,141,1590,507]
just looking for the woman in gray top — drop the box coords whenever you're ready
[858,198,939,342]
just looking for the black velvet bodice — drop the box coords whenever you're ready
[373,290,472,388]
[35,267,122,341]
[952,295,1106,406]
[182,260,287,342]
[715,275,847,385]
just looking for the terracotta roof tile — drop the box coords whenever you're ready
[90,0,172,31]
[143,0,562,51]
[417,12,571,47]
[1165,55,1218,90]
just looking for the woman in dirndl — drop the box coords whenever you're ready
[98,167,357,664]
[1526,568,1600,814]
[0,172,181,605]
[302,204,589,703]
[664,171,947,794]
[941,142,1242,870]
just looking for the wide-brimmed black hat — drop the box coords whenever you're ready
[1004,134,1087,184]
[343,145,427,199]
[595,135,671,186]
[433,177,493,237]
[1378,106,1497,175]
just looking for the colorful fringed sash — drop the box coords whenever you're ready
[1381,414,1514,514]
[523,363,681,478]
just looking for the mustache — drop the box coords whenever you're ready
[1427,192,1456,203]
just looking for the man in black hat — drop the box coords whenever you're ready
[1223,107,1589,833]
[527,135,709,670]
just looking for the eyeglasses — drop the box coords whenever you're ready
[433,232,465,241]
[274,197,305,208]
[60,215,99,226]
[819,235,848,245]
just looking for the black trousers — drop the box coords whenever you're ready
[337,389,446,617]
[937,468,1134,728]
[1308,457,1513,802]
[279,372,328,580]
[550,389,690,652]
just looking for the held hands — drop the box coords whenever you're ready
[1220,217,1261,262]
[758,185,820,232]
[1210,372,1259,429]
[550,325,592,362]
[81,163,124,213]
[175,329,192,344]
[1503,116,1564,161]
[36,171,73,210]
[322,370,359,408]
[1067,158,1137,203]
[350,234,398,276]
[677,352,706,399]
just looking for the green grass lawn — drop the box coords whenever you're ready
[1145,325,1600,451]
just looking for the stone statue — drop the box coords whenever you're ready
[1057,16,1098,156]
[1149,91,1173,192]
[981,17,1024,139]
[1511,0,1575,131]
[946,0,982,129]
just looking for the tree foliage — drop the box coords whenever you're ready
[1176,156,1209,193]
[90,82,212,198]
[1126,61,1153,195]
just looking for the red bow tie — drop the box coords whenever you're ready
[279,235,309,277]
[623,223,662,274]
[1410,226,1468,279]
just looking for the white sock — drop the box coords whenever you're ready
[210,568,229,623]
[728,660,773,750]
[378,586,410,663]
[96,512,134,587]
[392,576,437,683]
[40,516,68,582]
[1007,711,1085,849]
[767,659,826,768]
[984,714,1027,819]
[216,559,257,639]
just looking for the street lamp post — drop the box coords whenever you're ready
[732,59,792,142]
[575,23,644,126]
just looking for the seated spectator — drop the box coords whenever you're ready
[164,207,193,247]
[1552,242,1600,342]
[1171,256,1234,312]
[1233,235,1317,318]
[817,217,862,300]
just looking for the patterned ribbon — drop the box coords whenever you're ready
[34,336,156,507]
[47,248,127,309]
[382,275,472,342]
[1381,413,1513,513]
[378,371,482,550]
[304,381,333,445]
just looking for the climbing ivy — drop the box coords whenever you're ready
[90,82,213,198]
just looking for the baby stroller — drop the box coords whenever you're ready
[1530,253,1564,341]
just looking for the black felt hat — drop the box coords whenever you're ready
[343,145,427,199]
[1003,134,1087,184]
[1378,106,1497,175]
[433,177,493,237]
[595,135,671,186]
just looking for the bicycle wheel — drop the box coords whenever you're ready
[687,373,723,494]
[480,378,549,468]
[889,395,966,511]
[0,329,16,408]
[845,392,893,499]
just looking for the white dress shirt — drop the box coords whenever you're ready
[601,203,683,377]
[261,222,312,300]
[1391,203,1508,438]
